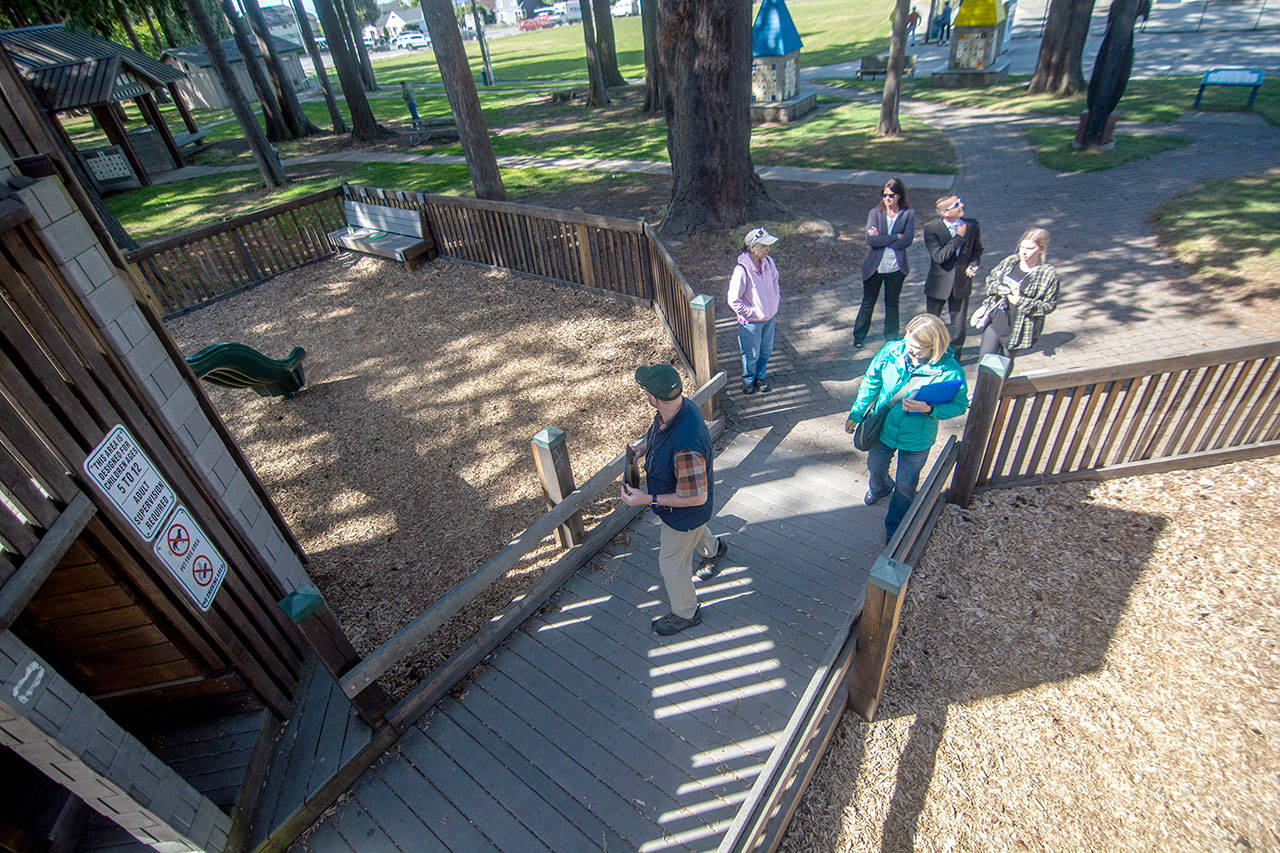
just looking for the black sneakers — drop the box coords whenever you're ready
[695,539,728,581]
[652,606,702,636]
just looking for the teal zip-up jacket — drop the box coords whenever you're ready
[848,340,969,451]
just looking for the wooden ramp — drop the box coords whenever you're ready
[302,432,885,852]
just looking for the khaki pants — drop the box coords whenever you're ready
[658,523,717,619]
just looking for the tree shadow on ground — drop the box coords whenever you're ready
[784,486,1167,851]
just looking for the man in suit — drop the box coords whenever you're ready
[923,195,983,358]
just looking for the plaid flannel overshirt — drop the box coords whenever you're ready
[673,450,708,501]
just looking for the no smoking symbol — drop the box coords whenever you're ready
[192,556,215,587]
[167,524,190,557]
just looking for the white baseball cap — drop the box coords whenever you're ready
[744,227,778,247]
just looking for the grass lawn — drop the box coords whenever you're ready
[1024,126,1193,172]
[108,165,653,242]
[1151,168,1280,308]
[820,74,1280,126]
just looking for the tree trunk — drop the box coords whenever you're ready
[1027,0,1096,95]
[219,0,289,141]
[290,0,347,134]
[592,0,626,87]
[877,0,911,135]
[656,0,783,236]
[421,0,506,200]
[155,2,181,47]
[143,5,164,52]
[470,0,495,84]
[581,0,609,106]
[117,1,146,52]
[1082,0,1147,147]
[342,0,377,90]
[641,0,664,113]
[313,0,386,139]
[242,0,320,137]
[178,0,287,186]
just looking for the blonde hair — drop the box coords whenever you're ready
[935,195,958,214]
[1020,227,1051,261]
[904,313,950,364]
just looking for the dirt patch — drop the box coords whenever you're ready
[782,456,1280,851]
[166,255,681,696]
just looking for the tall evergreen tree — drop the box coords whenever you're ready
[591,0,626,87]
[877,0,911,135]
[1028,0,1096,94]
[313,0,386,139]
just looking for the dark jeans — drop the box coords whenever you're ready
[978,305,1017,374]
[854,271,905,345]
[926,293,969,354]
[868,442,930,539]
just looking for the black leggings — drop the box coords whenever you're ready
[853,271,905,344]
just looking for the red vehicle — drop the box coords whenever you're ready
[519,8,554,29]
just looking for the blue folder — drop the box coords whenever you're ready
[905,379,962,414]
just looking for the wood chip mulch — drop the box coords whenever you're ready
[166,255,682,696]
[783,456,1280,852]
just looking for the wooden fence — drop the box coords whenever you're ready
[125,187,345,316]
[951,342,1280,503]
[123,184,705,374]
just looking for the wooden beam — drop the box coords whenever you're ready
[0,492,96,630]
[135,93,183,169]
[949,353,1010,507]
[90,104,150,187]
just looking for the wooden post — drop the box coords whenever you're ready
[690,294,718,420]
[948,353,1010,507]
[531,427,584,548]
[846,554,913,721]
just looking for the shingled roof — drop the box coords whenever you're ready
[0,24,183,110]
[162,34,303,68]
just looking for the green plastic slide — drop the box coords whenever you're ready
[186,342,306,399]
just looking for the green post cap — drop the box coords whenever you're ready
[532,427,566,449]
[869,554,913,595]
[690,294,714,312]
[278,584,324,623]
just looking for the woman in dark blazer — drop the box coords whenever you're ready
[853,178,916,349]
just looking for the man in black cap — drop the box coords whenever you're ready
[621,364,726,635]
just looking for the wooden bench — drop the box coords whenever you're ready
[856,54,915,80]
[1194,67,1265,109]
[327,192,436,269]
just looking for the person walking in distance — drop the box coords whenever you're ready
[907,6,921,44]
[728,227,781,395]
[400,81,420,127]
[621,365,727,636]
[923,195,983,359]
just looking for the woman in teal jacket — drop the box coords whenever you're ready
[844,313,969,540]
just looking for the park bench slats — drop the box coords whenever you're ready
[305,433,877,851]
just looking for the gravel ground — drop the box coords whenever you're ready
[167,255,681,696]
[782,456,1280,852]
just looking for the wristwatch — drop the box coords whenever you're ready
[650,496,660,510]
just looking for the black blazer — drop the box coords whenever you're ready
[923,217,983,300]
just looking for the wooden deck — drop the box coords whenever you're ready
[299,431,885,852]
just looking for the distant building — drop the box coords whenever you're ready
[163,36,309,111]
[258,5,321,48]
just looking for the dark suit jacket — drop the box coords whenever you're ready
[923,217,983,300]
[860,206,916,281]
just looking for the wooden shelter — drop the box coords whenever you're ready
[162,36,308,112]
[0,24,197,190]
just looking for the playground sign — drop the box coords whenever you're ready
[154,506,226,611]
[84,424,176,542]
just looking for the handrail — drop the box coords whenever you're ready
[951,339,1280,499]
[340,372,728,699]
[721,437,959,852]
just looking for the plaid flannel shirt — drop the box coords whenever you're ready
[673,450,708,501]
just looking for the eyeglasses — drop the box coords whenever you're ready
[882,191,898,197]
[946,198,964,210]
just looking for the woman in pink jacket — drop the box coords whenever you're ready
[728,227,782,395]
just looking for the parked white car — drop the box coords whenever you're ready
[392,30,430,50]
[611,0,638,15]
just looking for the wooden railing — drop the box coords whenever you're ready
[951,342,1280,503]
[122,185,707,371]
[125,187,344,316]
[354,373,728,731]
[721,438,960,852]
